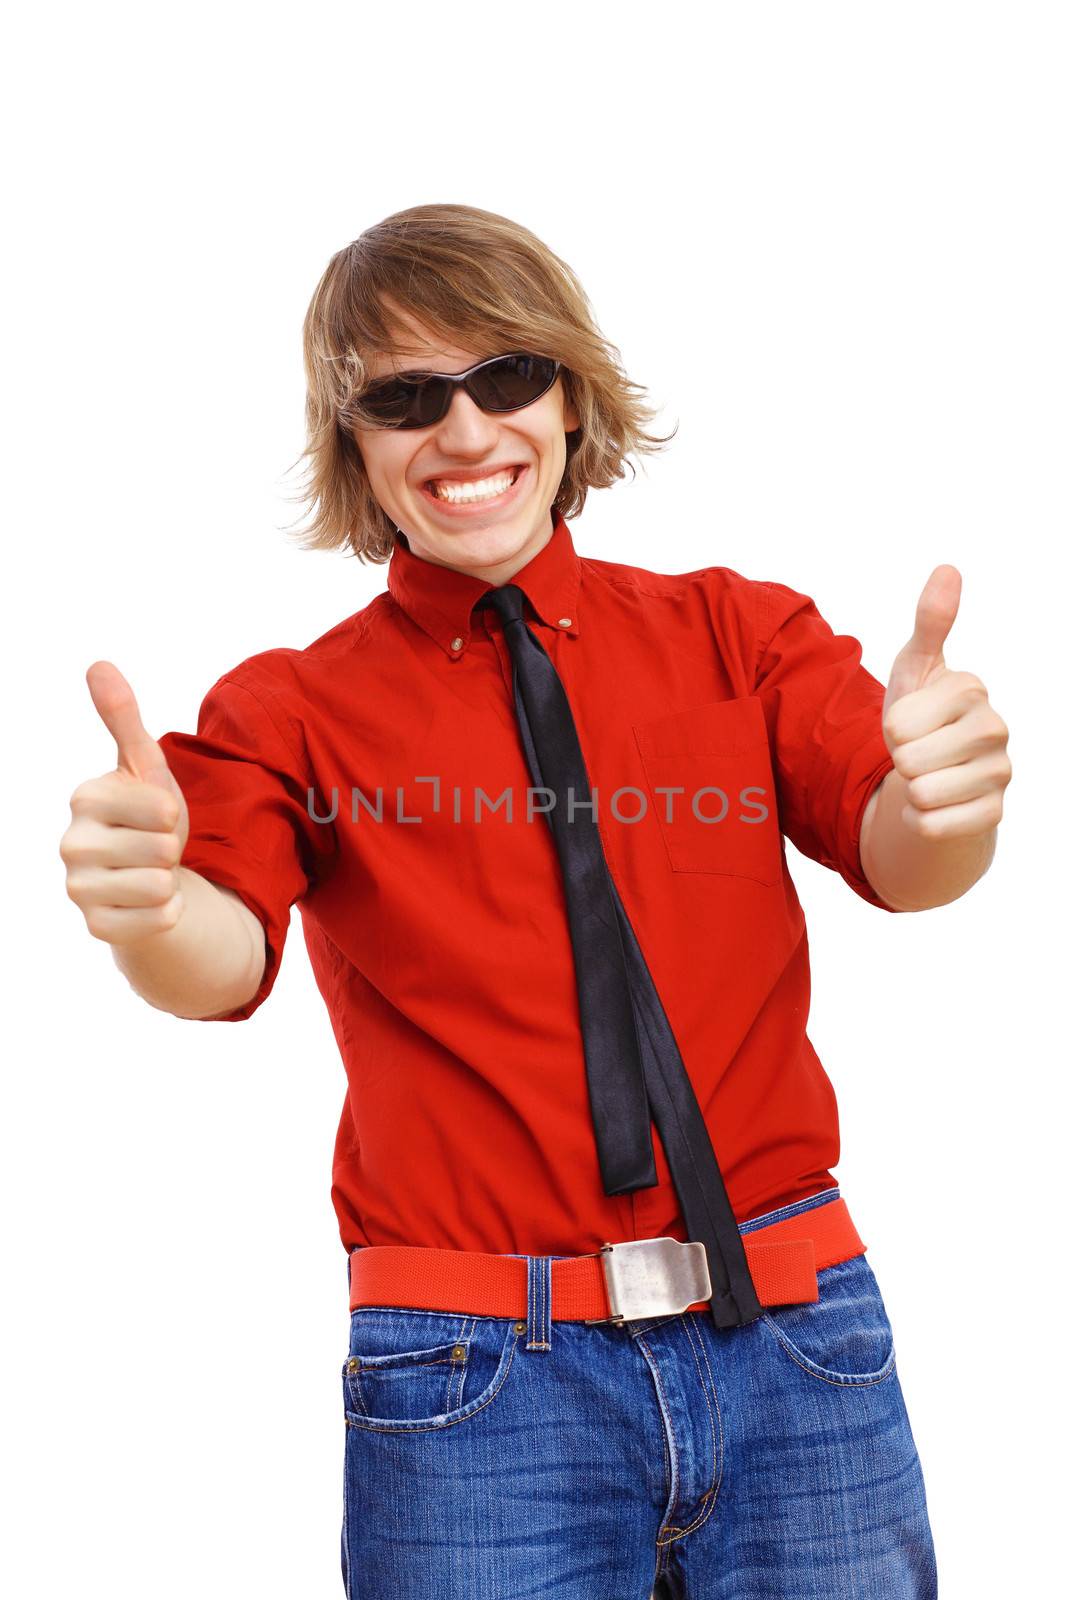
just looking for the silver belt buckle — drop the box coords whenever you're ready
[584,1236,713,1324]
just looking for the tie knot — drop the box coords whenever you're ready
[476,583,527,627]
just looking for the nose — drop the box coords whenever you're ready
[431,385,501,454]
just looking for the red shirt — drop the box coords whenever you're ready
[158,509,900,1258]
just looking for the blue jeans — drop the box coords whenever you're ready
[341,1187,937,1597]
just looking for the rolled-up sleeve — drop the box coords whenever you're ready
[754,580,901,912]
[157,668,337,1018]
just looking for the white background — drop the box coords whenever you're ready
[4,3,1063,1595]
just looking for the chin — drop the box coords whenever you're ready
[428,515,534,553]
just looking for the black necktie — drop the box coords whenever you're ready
[476,583,763,1329]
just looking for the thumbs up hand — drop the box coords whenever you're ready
[60,662,191,944]
[881,567,1012,840]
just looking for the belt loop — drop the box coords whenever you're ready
[525,1255,552,1351]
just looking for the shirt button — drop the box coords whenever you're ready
[557,617,572,628]
[450,636,464,652]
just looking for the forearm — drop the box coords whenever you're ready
[112,867,265,1019]
[859,767,997,912]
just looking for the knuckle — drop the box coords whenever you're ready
[157,795,181,830]
[65,870,89,903]
[160,830,184,863]
[72,778,120,818]
[61,836,90,867]
[114,869,161,903]
[150,868,177,900]
[907,775,935,810]
[912,807,942,840]
[158,895,184,929]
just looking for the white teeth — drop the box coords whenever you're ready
[429,468,518,503]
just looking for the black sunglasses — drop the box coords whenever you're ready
[357,352,562,430]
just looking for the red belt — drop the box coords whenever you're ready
[348,1196,864,1324]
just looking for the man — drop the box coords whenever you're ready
[60,205,1010,1598]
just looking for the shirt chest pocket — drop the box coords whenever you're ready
[631,696,782,885]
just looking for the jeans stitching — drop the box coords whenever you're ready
[447,1317,472,1410]
[344,1324,522,1434]
[689,1312,725,1519]
[626,1316,679,1340]
[764,1317,898,1388]
[737,1184,841,1236]
[351,1305,513,1324]
[341,1426,351,1596]
[635,1334,682,1575]
[761,1259,898,1388]
[526,1256,553,1351]
[658,1316,724,1542]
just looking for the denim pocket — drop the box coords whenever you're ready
[761,1253,897,1387]
[631,697,782,884]
[343,1307,522,1433]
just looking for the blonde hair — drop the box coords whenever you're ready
[282,203,677,563]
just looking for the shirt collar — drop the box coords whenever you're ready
[387,506,582,658]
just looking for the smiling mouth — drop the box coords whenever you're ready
[425,465,523,503]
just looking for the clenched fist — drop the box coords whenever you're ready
[60,662,191,944]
